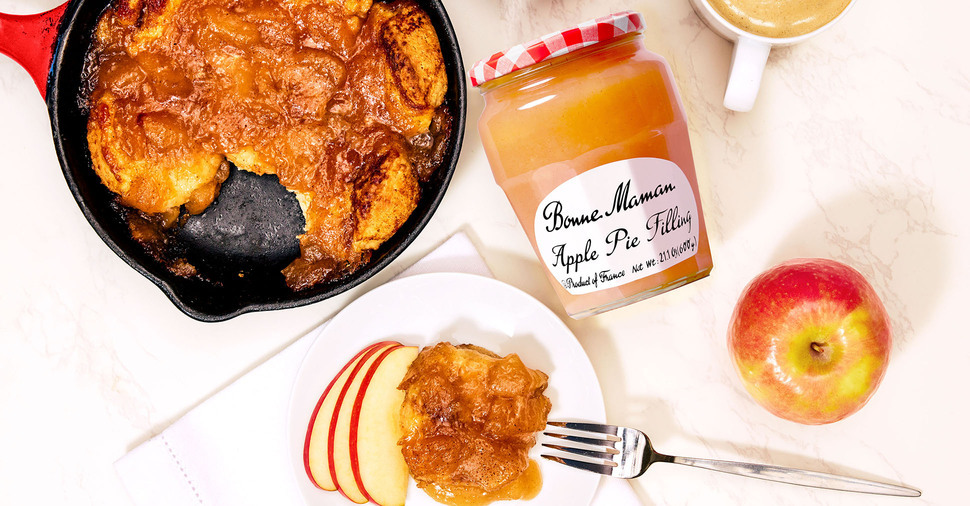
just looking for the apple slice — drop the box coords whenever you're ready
[331,343,403,504]
[304,341,397,491]
[350,346,419,506]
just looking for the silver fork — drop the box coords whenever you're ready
[542,421,921,497]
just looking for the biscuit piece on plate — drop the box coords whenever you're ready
[398,343,551,496]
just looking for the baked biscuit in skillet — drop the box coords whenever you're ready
[87,91,226,215]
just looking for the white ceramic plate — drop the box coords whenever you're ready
[287,272,605,506]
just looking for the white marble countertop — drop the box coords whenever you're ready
[1,0,966,504]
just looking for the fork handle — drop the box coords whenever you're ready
[670,456,921,497]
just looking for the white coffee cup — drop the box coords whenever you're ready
[689,0,859,112]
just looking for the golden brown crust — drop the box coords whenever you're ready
[398,343,552,495]
[86,0,450,288]
[352,144,419,251]
[87,91,225,214]
[346,2,447,138]
[381,3,447,109]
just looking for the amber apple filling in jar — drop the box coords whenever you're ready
[473,11,713,318]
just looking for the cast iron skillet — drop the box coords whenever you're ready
[0,0,466,321]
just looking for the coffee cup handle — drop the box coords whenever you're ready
[723,36,771,112]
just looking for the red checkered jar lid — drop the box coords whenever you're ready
[469,11,646,87]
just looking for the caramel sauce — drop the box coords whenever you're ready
[422,460,542,506]
[84,0,450,286]
[398,344,551,505]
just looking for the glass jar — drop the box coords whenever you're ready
[471,11,714,318]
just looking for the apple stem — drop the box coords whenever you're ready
[811,342,824,354]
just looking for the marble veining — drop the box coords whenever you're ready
[2,0,967,505]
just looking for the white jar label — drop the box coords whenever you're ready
[534,157,700,295]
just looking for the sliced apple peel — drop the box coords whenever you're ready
[331,343,404,503]
[303,341,397,491]
[350,346,419,506]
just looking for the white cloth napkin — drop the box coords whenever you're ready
[115,232,641,506]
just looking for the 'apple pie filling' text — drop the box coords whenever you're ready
[535,158,700,295]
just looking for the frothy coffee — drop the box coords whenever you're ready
[706,0,852,38]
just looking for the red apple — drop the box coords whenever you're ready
[728,258,893,425]
[304,341,397,491]
[349,345,418,506]
[331,343,402,504]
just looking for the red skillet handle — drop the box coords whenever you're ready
[0,2,70,100]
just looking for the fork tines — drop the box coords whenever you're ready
[541,421,621,476]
